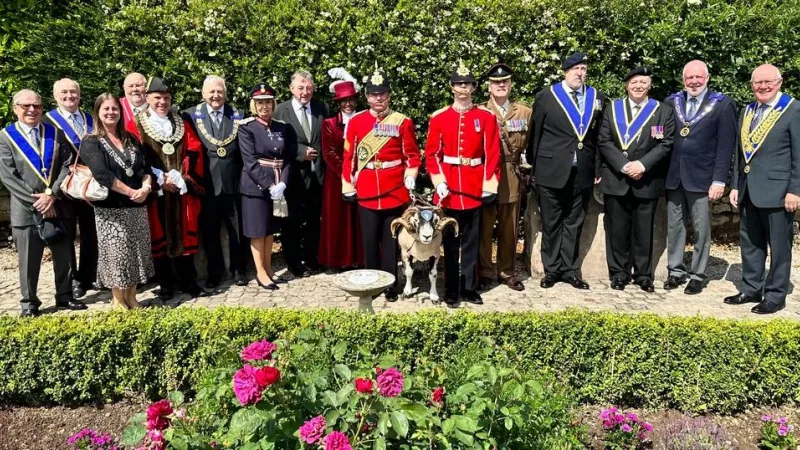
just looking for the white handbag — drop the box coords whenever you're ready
[61,150,109,202]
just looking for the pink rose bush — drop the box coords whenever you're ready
[600,407,652,449]
[240,339,277,362]
[232,339,282,406]
[299,415,327,444]
[376,367,404,397]
[323,431,352,450]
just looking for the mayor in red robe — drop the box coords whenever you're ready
[318,69,364,269]
[129,77,207,300]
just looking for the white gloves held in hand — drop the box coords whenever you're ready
[404,176,415,191]
[269,182,286,200]
[436,183,449,199]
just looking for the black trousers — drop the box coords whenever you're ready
[603,192,658,282]
[359,205,404,288]
[67,200,98,288]
[740,190,793,304]
[282,181,322,269]
[12,224,73,310]
[154,255,198,292]
[536,169,591,278]
[443,207,481,295]
[201,193,248,280]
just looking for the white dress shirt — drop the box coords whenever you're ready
[147,112,174,137]
[291,97,313,130]
[17,122,39,148]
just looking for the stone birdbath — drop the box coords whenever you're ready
[332,269,396,314]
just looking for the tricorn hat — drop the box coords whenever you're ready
[146,77,170,94]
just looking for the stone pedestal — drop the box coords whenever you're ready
[524,187,669,281]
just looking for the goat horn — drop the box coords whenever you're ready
[390,217,412,238]
[437,217,459,237]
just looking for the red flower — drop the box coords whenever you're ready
[431,386,446,406]
[255,366,281,389]
[354,377,374,394]
[375,366,383,375]
[146,399,173,431]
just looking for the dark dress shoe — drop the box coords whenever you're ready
[305,263,322,274]
[610,279,627,291]
[663,275,687,290]
[56,299,88,310]
[635,279,655,293]
[444,293,459,308]
[384,288,399,302]
[205,277,221,289]
[723,292,762,305]
[289,266,309,278]
[540,273,561,289]
[182,285,209,298]
[462,290,483,305]
[478,276,493,291]
[502,277,525,291]
[684,279,703,295]
[233,273,249,287]
[20,308,39,317]
[270,276,287,285]
[563,276,589,290]
[751,300,785,314]
[156,288,175,301]
[256,276,279,291]
[72,284,86,299]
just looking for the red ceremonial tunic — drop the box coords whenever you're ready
[130,111,205,259]
[318,113,364,268]
[121,97,143,137]
[342,110,421,210]
[425,105,501,210]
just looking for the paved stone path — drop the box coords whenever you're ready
[0,245,798,320]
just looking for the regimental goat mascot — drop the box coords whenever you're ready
[390,204,458,302]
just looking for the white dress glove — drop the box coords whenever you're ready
[404,176,415,190]
[481,191,492,197]
[150,167,165,196]
[167,169,188,195]
[436,183,449,199]
[269,182,287,200]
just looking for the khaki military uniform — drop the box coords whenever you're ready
[479,99,532,280]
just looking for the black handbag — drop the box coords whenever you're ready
[32,212,65,244]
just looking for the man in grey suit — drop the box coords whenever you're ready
[273,70,329,277]
[0,89,87,316]
[725,64,800,314]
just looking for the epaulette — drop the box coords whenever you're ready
[239,117,256,124]
[272,118,286,124]
[514,100,531,108]
[430,106,449,118]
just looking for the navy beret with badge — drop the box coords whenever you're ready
[623,66,652,82]
[562,52,588,71]
[450,59,477,84]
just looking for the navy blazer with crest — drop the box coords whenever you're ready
[663,90,737,193]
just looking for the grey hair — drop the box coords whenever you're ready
[290,70,315,86]
[12,89,42,105]
[682,60,710,78]
[203,75,227,92]
[750,67,782,81]
[53,78,81,95]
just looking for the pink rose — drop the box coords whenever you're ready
[146,400,173,431]
[376,367,404,397]
[431,386,446,405]
[233,364,262,405]
[354,377,374,394]
[299,415,326,444]
[324,431,352,450]
[255,366,281,389]
[240,339,277,362]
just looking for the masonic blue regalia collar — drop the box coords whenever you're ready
[45,109,93,150]
[2,123,57,186]
[551,83,597,145]
[670,91,723,137]
[740,92,794,163]
[611,98,659,151]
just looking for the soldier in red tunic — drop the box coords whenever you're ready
[425,61,502,307]
[130,77,207,300]
[342,65,421,301]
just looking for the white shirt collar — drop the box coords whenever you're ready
[686,88,707,104]
[342,111,355,125]
[17,122,37,135]
[561,80,584,95]
[291,97,310,111]
[206,103,224,115]
[57,107,80,120]
[628,97,649,109]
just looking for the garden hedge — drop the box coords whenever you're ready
[1,308,799,414]
[1,0,799,125]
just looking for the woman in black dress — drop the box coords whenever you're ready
[238,83,296,290]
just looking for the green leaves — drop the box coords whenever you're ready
[390,410,409,438]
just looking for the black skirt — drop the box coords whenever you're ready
[241,194,280,238]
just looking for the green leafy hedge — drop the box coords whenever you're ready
[1,308,799,414]
[1,0,799,125]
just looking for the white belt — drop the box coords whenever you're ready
[443,156,482,167]
[365,159,402,169]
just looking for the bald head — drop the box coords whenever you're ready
[123,72,148,107]
[750,64,783,104]
[53,78,81,113]
[682,60,710,96]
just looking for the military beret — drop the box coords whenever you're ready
[146,77,169,94]
[486,62,513,81]
[364,66,390,94]
[623,66,652,82]
[250,83,275,100]
[450,60,477,84]
[562,52,588,71]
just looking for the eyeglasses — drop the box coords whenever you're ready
[751,79,781,87]
[15,104,42,110]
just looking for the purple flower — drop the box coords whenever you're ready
[625,412,639,422]
[762,415,773,422]
[642,422,653,432]
[299,416,327,444]
[621,424,632,433]
[778,417,788,425]
[778,425,789,436]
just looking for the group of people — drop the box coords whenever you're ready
[0,52,796,316]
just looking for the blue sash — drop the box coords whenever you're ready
[2,123,57,186]
[45,109,93,150]
[611,98,659,151]
[740,93,794,162]
[670,91,723,130]
[551,83,597,142]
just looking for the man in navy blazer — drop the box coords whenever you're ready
[725,64,800,314]
[663,60,737,294]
